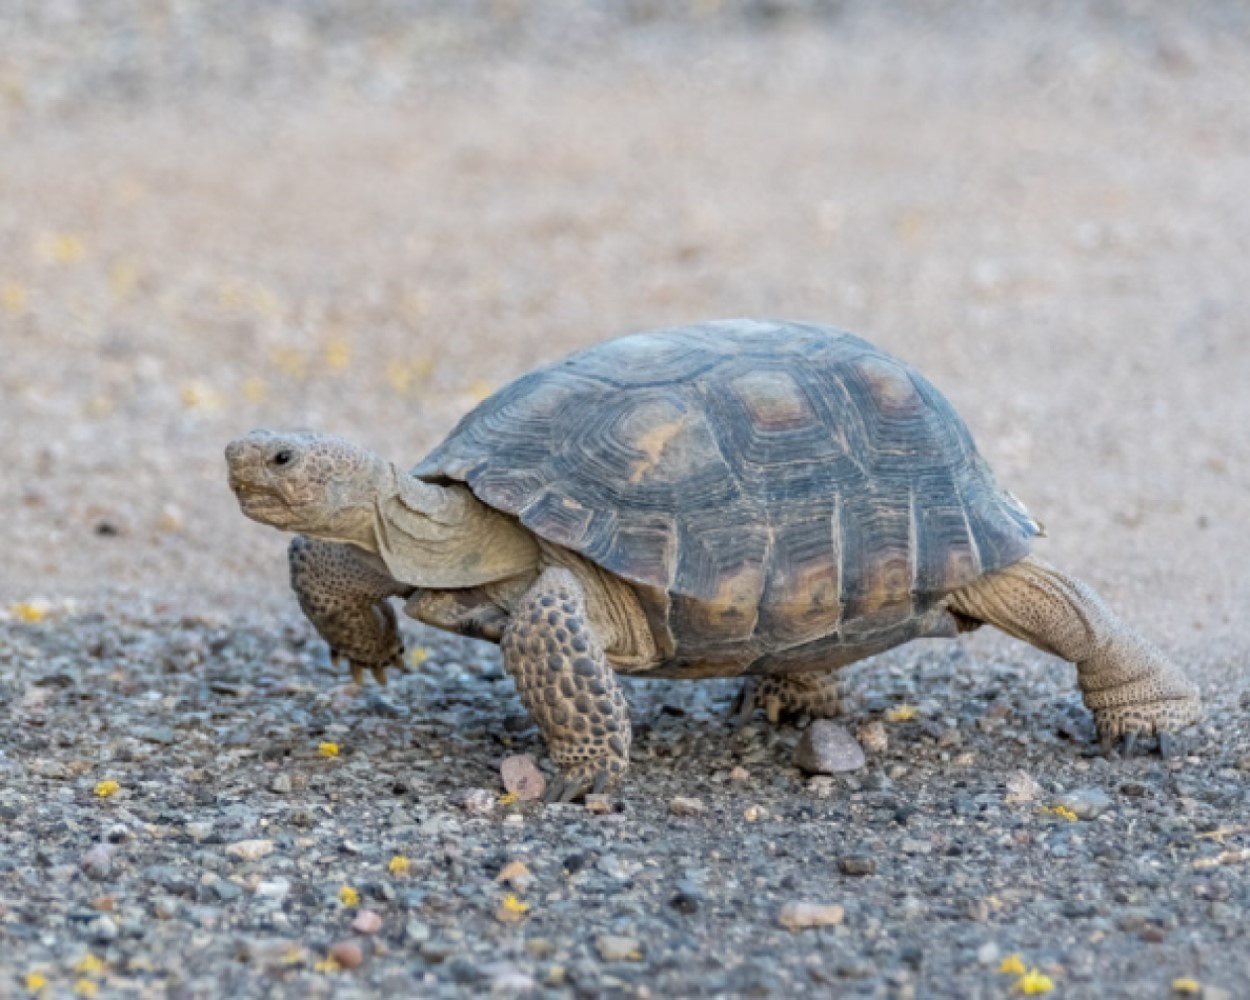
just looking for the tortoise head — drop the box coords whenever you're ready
[225,430,389,544]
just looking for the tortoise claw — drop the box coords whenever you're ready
[371,665,388,686]
[1121,731,1138,757]
[731,679,759,730]
[542,764,614,804]
[1099,730,1116,757]
[350,662,365,686]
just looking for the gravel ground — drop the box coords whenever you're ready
[2,3,1249,997]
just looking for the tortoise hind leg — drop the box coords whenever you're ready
[501,567,631,801]
[945,554,1200,754]
[734,674,842,725]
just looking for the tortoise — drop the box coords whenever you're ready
[225,320,1200,799]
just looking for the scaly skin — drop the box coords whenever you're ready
[734,673,842,725]
[288,536,410,685]
[500,567,631,801]
[945,554,1200,754]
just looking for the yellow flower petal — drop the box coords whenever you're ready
[999,954,1027,975]
[24,972,48,992]
[74,954,106,976]
[498,792,518,806]
[313,957,342,974]
[1016,969,1055,994]
[39,233,87,264]
[338,885,359,907]
[500,893,529,913]
[10,600,49,623]
[318,742,340,758]
[180,381,223,411]
[1047,805,1079,823]
[2,281,27,315]
[73,980,98,998]
[1172,979,1202,996]
[388,855,411,875]
[94,781,120,798]
[408,647,428,667]
[884,705,919,723]
[324,340,351,370]
[109,260,140,298]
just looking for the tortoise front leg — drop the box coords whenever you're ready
[501,567,631,801]
[288,536,410,685]
[946,554,1200,755]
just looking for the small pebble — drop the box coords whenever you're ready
[500,754,546,801]
[328,939,364,969]
[225,839,274,861]
[743,804,768,822]
[1004,769,1043,804]
[778,901,845,930]
[352,910,383,934]
[856,721,889,753]
[794,721,866,774]
[839,856,876,877]
[729,766,750,782]
[270,774,292,793]
[1052,788,1113,820]
[80,844,115,881]
[584,794,613,814]
[496,860,534,890]
[669,796,705,817]
[458,789,496,814]
[595,934,643,961]
[255,878,290,899]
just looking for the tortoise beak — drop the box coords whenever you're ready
[225,432,287,518]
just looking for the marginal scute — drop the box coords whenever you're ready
[415,320,1040,669]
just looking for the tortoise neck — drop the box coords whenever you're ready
[373,465,540,588]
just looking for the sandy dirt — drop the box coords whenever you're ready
[1,4,1248,997]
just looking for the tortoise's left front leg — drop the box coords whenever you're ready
[501,567,631,801]
[289,536,410,685]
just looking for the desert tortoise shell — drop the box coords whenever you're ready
[413,320,1041,678]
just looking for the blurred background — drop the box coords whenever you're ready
[2,1,1248,667]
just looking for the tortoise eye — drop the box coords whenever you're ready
[273,450,293,467]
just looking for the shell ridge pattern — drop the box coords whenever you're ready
[414,323,1038,642]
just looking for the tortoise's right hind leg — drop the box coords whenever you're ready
[945,554,1200,755]
[501,567,631,802]
[733,673,842,726]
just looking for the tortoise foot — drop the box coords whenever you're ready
[543,756,628,804]
[1095,695,1200,758]
[734,674,841,726]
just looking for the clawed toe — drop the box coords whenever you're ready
[332,649,407,687]
[729,680,759,730]
[543,764,615,804]
[1098,727,1182,759]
